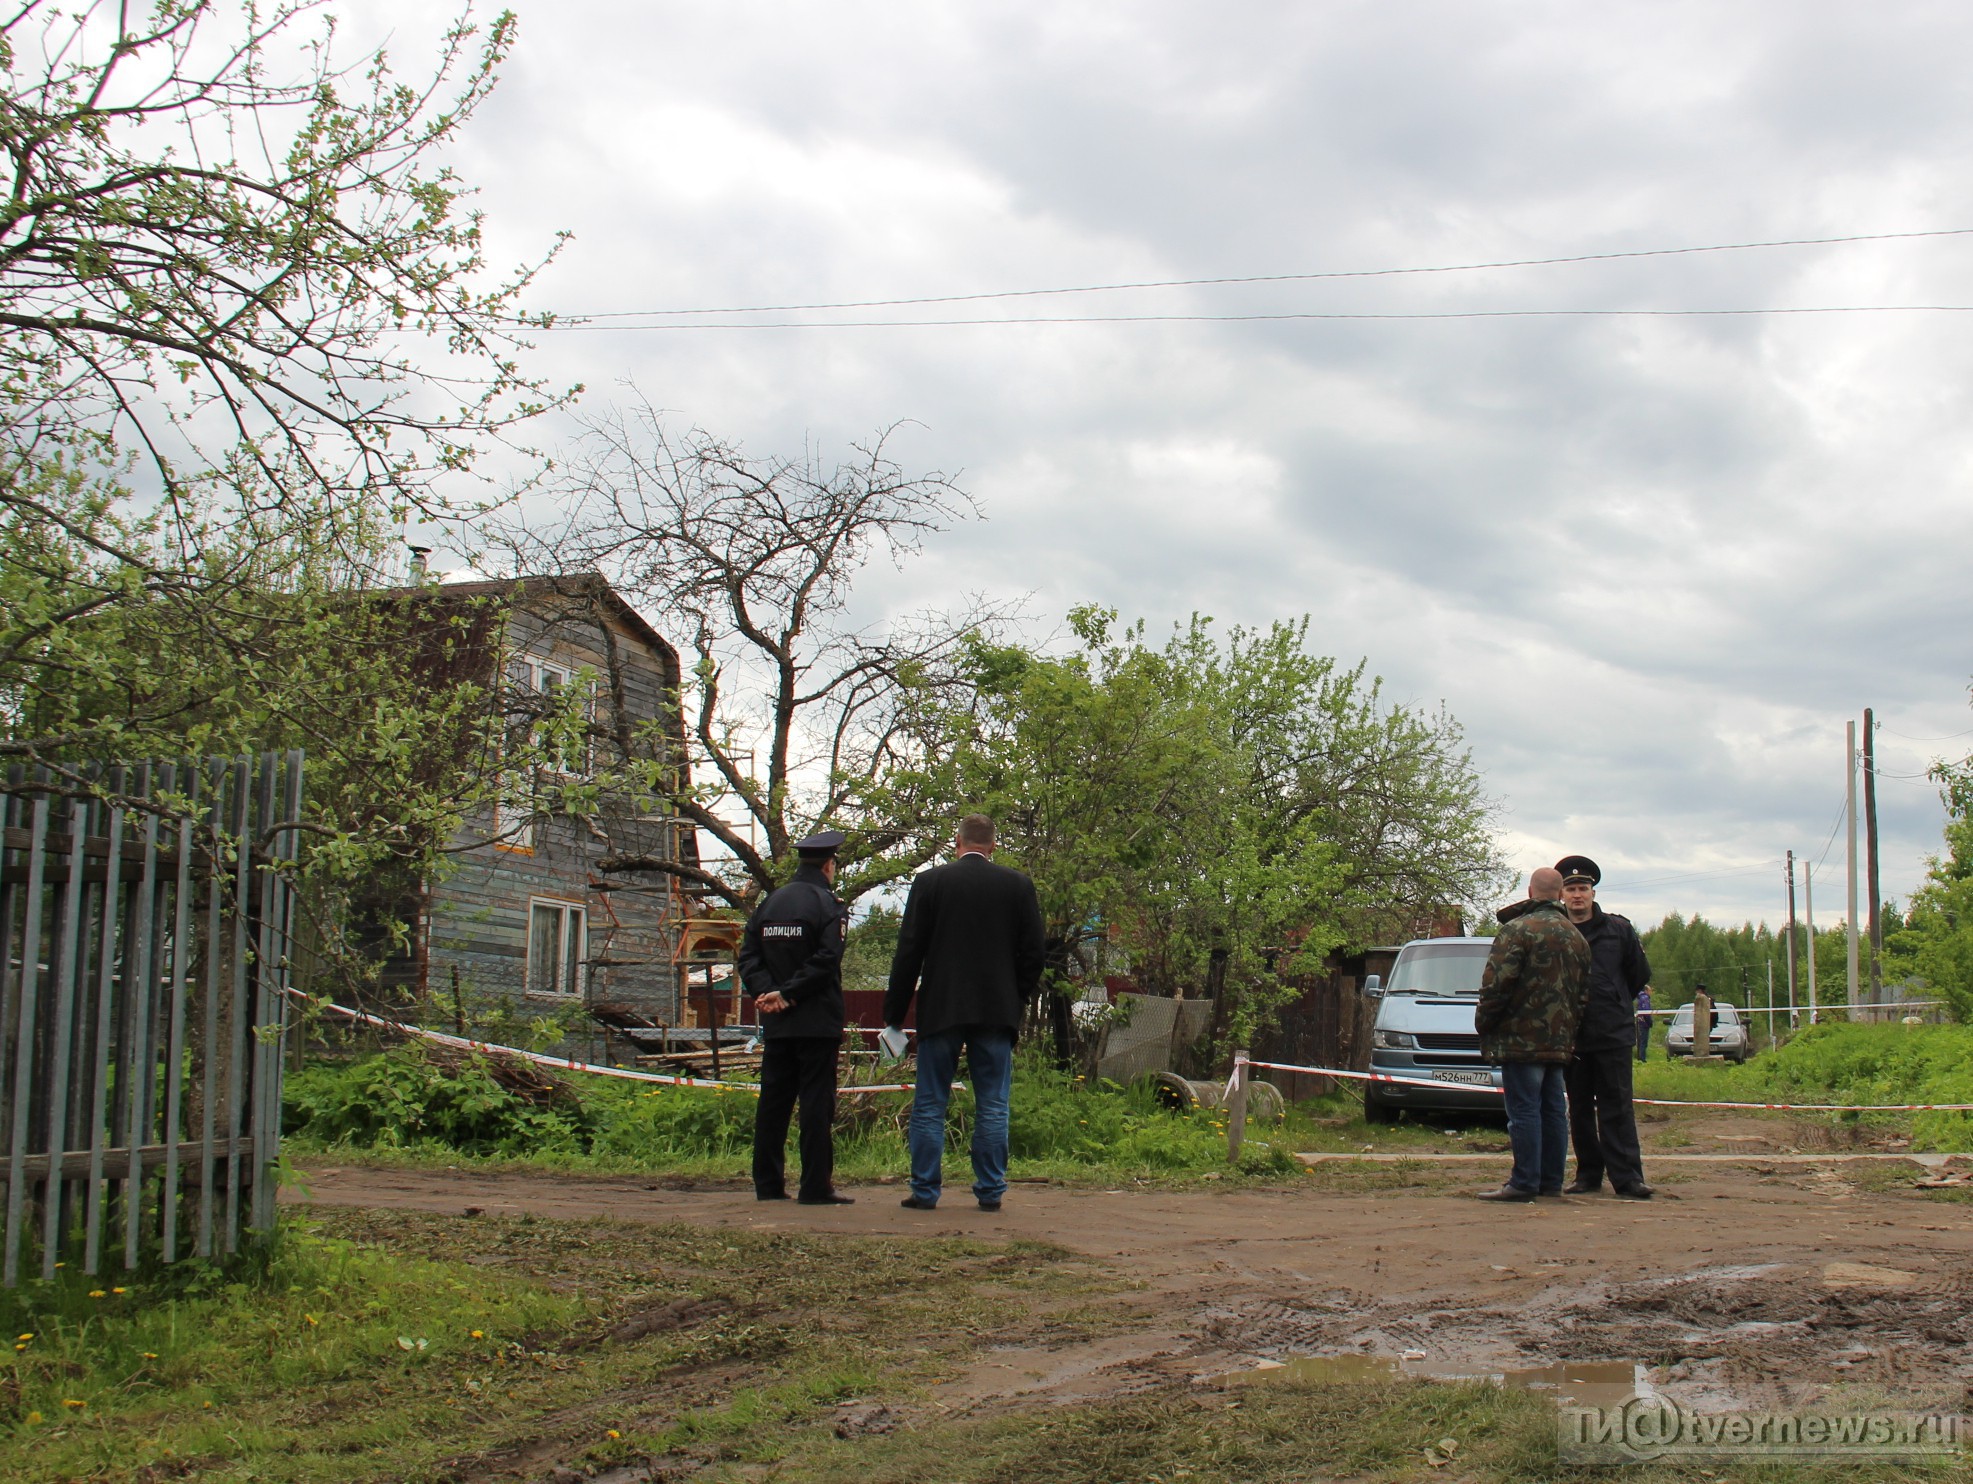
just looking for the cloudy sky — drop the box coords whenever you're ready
[392,0,1973,931]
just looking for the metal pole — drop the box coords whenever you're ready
[1785,851,1798,1028]
[1805,862,1819,1023]
[1864,707,1882,1011]
[1846,719,1861,1013]
[1765,959,1774,1051]
[1226,1050,1249,1164]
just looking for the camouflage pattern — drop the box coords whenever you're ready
[1476,898,1592,1064]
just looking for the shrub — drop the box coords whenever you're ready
[283,1045,595,1155]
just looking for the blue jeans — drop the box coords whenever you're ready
[908,1026,1015,1204]
[1500,1061,1568,1195]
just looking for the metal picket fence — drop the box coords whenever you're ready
[0,752,304,1285]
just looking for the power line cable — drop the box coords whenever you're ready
[1620,862,1781,889]
[1877,723,1973,743]
[546,303,1973,331]
[1810,795,1848,869]
[566,225,1973,319]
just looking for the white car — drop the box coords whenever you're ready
[1664,1002,1749,1062]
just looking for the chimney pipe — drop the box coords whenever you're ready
[407,545,431,582]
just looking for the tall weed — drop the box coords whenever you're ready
[284,1046,1308,1176]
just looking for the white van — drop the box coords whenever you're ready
[1362,936,1500,1124]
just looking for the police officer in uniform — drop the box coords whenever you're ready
[740,829,854,1205]
[1555,855,1654,1199]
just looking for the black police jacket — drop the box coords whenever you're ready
[737,863,848,1040]
[1573,904,1651,1052]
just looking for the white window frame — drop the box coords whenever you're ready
[527,896,588,998]
[507,653,593,779]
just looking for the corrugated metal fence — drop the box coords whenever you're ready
[0,753,303,1285]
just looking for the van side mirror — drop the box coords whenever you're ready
[1363,973,1383,999]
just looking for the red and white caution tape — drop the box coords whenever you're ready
[1241,1057,1973,1113]
[299,998,924,1095]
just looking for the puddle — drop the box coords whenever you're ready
[1234,1353,1645,1402]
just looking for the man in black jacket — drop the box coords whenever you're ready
[740,829,854,1205]
[884,814,1045,1213]
[1555,855,1653,1199]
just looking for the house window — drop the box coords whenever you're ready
[528,898,587,997]
[506,653,592,777]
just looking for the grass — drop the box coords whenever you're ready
[0,1207,1118,1482]
[282,1043,1326,1186]
[7,1204,1955,1483]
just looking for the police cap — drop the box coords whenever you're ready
[794,828,845,858]
[1554,854,1601,886]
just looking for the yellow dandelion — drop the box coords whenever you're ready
[142,1351,158,1359]
[61,1398,85,1408]
[13,1344,24,1352]
[470,1329,484,1339]
[606,1429,622,1439]
[304,1313,318,1326]
[88,1289,106,1298]
[16,1333,32,1341]
[202,1400,213,1409]
[23,1411,41,1426]
[111,1286,127,1294]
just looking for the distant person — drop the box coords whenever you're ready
[1556,855,1654,1199]
[1635,985,1653,1062]
[1474,867,1592,1201]
[739,829,854,1206]
[884,814,1044,1213]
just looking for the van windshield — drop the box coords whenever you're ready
[1386,943,1491,996]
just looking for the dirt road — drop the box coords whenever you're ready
[291,1157,1973,1418]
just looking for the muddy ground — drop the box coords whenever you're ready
[291,1147,1973,1439]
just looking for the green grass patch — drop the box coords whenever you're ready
[283,1044,1319,1183]
[0,1206,1120,1482]
[1636,1021,1973,1149]
[730,1373,1961,1484]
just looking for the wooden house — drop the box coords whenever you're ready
[362,572,703,1037]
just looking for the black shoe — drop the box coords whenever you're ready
[798,1192,855,1205]
[756,1191,790,1201]
[1537,1189,1564,1199]
[899,1195,938,1211]
[1562,1180,1602,1195]
[1613,1183,1654,1200]
[1476,1185,1537,1202]
[977,1199,1002,1212]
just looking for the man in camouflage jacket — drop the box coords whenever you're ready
[1474,867,1591,1201]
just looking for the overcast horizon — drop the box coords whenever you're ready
[379,0,1973,934]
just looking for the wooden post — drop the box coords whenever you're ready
[1227,1049,1249,1164]
[702,972,722,1080]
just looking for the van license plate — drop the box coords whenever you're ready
[1432,1070,1493,1087]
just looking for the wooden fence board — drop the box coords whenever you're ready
[0,753,303,1285]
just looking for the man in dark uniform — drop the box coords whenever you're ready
[740,829,854,1206]
[1555,854,1654,1199]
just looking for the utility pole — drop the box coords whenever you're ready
[1805,860,1819,1023]
[1785,851,1799,1028]
[1846,719,1861,1012]
[1765,959,1774,1050]
[1864,706,1882,1013]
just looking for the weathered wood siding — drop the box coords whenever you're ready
[379,577,692,1038]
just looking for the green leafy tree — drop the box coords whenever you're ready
[960,609,1503,1057]
[0,1,585,997]
[1,0,569,772]
[1884,734,1973,1020]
